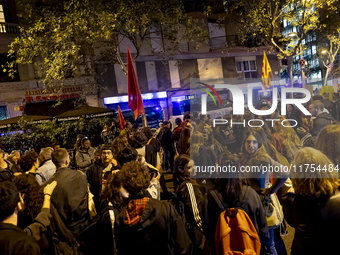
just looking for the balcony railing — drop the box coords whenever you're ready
[0,22,20,35]
[210,35,244,50]
[210,36,227,50]
[210,35,263,50]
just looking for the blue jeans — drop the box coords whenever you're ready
[265,228,278,255]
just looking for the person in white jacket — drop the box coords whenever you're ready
[35,147,56,185]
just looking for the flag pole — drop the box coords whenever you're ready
[270,71,281,101]
[142,113,148,127]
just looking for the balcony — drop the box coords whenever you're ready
[0,22,20,35]
[210,35,245,50]
[210,35,264,50]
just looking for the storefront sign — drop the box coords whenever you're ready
[14,106,24,111]
[85,112,114,118]
[57,117,81,122]
[24,86,81,96]
[25,93,80,103]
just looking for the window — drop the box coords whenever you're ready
[312,45,317,54]
[293,27,297,33]
[283,19,287,27]
[0,106,7,121]
[236,60,257,80]
[302,39,305,45]
[0,5,5,23]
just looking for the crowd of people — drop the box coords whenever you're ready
[0,91,340,255]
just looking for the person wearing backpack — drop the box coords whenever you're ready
[78,171,126,255]
[173,154,206,255]
[203,153,272,255]
[115,161,192,255]
[240,128,289,255]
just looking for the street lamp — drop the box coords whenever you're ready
[321,50,328,55]
[287,32,305,88]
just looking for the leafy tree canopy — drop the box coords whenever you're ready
[224,0,337,56]
[8,0,208,92]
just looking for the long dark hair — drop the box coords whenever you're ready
[215,154,242,206]
[173,154,197,191]
[241,128,267,155]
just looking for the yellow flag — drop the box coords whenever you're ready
[262,51,272,90]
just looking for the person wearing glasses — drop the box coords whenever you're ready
[85,145,118,213]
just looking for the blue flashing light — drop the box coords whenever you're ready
[104,91,167,105]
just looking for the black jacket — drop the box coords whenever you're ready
[311,112,335,136]
[173,181,205,254]
[145,137,161,168]
[77,203,123,255]
[281,192,340,255]
[287,108,302,130]
[115,198,192,255]
[86,162,116,213]
[158,127,174,151]
[0,223,41,255]
[203,186,270,254]
[43,167,89,235]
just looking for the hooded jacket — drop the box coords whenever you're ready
[115,197,192,255]
[311,112,335,136]
[35,159,56,185]
[75,147,95,169]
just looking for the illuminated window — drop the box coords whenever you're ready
[312,45,317,54]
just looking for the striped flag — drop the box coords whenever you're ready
[262,51,272,90]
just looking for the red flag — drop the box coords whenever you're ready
[127,45,144,120]
[118,105,124,130]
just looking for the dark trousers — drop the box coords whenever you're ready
[162,148,174,172]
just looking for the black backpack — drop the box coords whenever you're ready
[168,182,205,253]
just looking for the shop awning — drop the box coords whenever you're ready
[56,105,115,121]
[0,115,52,129]
[24,100,76,116]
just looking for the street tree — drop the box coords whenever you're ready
[223,0,337,86]
[319,33,340,86]
[6,0,208,96]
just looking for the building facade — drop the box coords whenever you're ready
[0,0,282,120]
